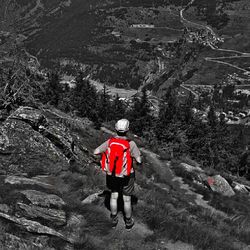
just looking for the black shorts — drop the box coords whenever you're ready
[106,172,135,196]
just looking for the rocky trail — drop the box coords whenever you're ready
[0,107,250,249]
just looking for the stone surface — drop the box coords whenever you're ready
[81,192,101,205]
[0,204,11,213]
[0,106,82,176]
[0,127,9,150]
[63,213,86,244]
[0,233,55,250]
[1,118,67,175]
[207,175,235,197]
[5,176,53,189]
[8,106,46,128]
[18,202,67,226]
[0,212,68,242]
[20,190,65,208]
[180,162,204,173]
[232,181,250,194]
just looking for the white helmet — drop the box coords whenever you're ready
[115,119,129,133]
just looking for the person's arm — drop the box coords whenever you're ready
[93,140,109,155]
[130,141,142,164]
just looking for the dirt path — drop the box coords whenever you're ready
[98,127,204,248]
[100,126,229,216]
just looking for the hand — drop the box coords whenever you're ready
[92,154,100,163]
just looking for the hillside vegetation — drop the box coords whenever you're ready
[1,1,250,249]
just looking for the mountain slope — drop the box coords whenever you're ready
[0,106,250,249]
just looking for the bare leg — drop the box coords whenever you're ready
[110,192,119,215]
[123,195,132,218]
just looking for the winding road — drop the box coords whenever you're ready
[180,0,250,76]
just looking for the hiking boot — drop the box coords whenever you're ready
[125,217,134,230]
[110,214,118,228]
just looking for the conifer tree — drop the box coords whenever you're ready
[97,84,112,123]
[156,86,178,140]
[43,72,62,107]
[127,95,142,135]
[70,72,98,121]
[183,93,194,124]
[128,89,152,136]
[207,104,217,128]
[111,94,126,120]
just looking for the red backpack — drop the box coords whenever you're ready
[101,138,132,177]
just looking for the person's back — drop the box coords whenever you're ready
[93,119,142,229]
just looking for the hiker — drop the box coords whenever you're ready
[93,119,142,229]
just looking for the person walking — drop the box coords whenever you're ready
[93,119,142,230]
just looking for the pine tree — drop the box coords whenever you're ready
[70,72,98,121]
[127,95,142,135]
[140,88,151,118]
[156,86,179,140]
[111,94,126,120]
[97,84,112,123]
[127,89,153,136]
[43,72,63,107]
[183,93,194,124]
[207,104,217,128]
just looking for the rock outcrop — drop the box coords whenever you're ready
[5,176,54,189]
[17,202,67,226]
[206,175,235,197]
[20,190,65,208]
[0,106,92,249]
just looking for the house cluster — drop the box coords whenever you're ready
[193,108,250,125]
[185,29,223,48]
[130,24,155,28]
[219,110,250,125]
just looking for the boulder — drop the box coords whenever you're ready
[0,212,69,242]
[81,192,101,205]
[17,202,67,226]
[5,176,53,189]
[1,106,90,176]
[20,190,65,208]
[232,181,250,194]
[0,204,11,213]
[1,118,68,175]
[206,175,235,197]
[8,106,47,129]
[180,163,204,173]
[38,125,75,160]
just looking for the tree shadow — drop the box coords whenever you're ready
[98,190,138,214]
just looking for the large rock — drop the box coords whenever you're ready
[180,163,204,173]
[0,107,72,175]
[17,202,67,227]
[0,203,11,213]
[232,181,250,194]
[8,106,47,129]
[0,212,69,242]
[207,175,235,197]
[5,176,54,189]
[81,192,101,205]
[20,190,65,208]
[0,106,90,176]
